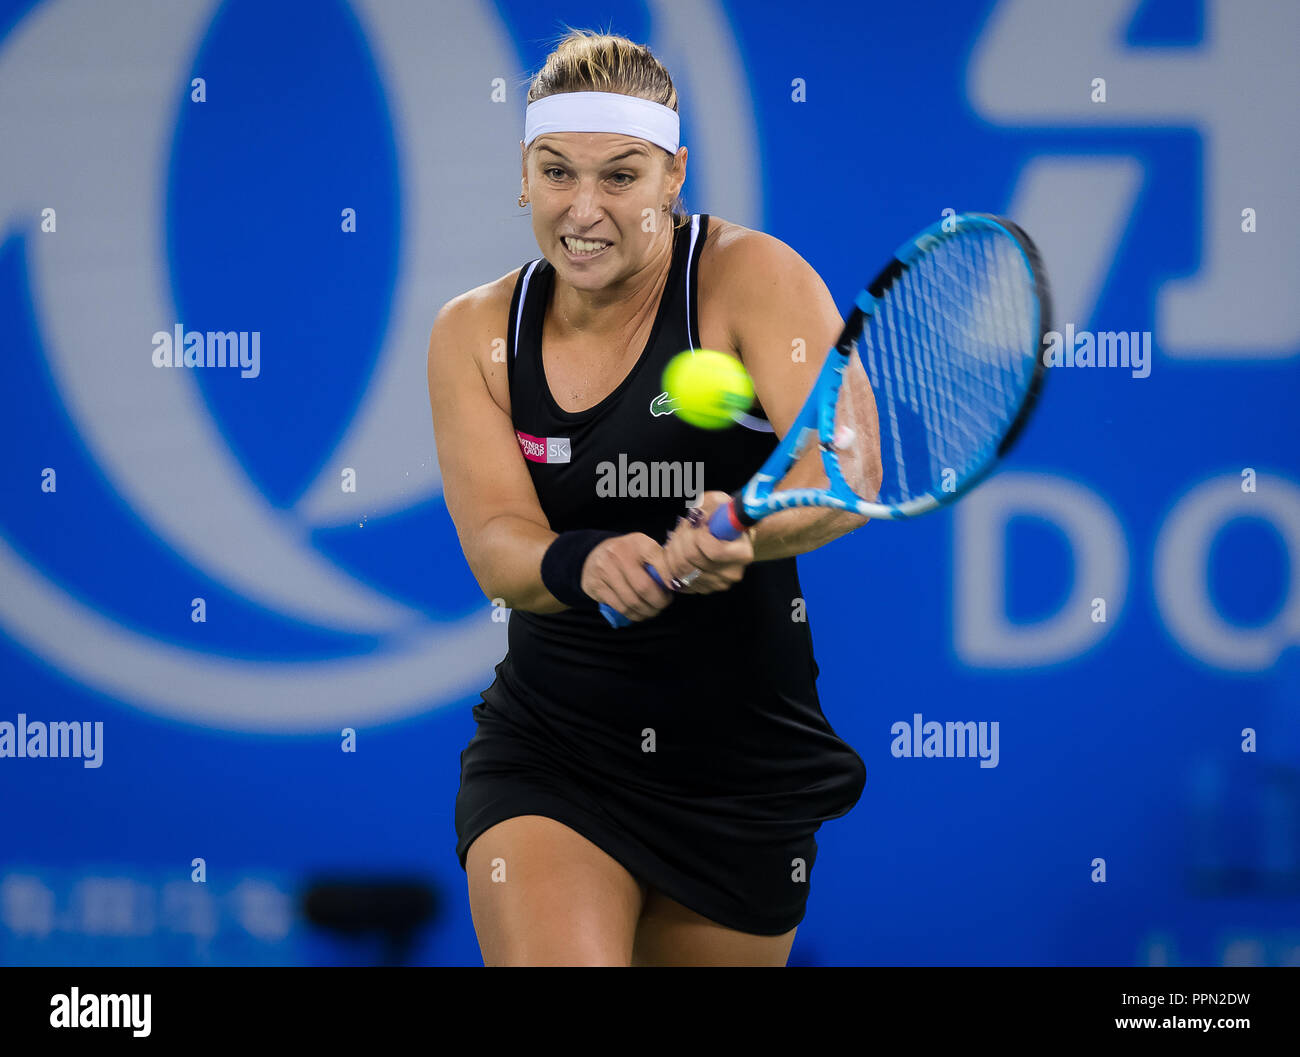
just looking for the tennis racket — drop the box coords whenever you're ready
[599,211,1051,628]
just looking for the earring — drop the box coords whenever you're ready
[518,193,527,207]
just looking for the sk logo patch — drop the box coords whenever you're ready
[650,391,677,417]
[516,430,571,463]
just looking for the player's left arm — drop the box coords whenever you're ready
[720,228,882,561]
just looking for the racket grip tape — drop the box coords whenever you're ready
[708,498,748,541]
[599,499,748,626]
[598,563,668,628]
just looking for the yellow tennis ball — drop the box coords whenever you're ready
[662,349,754,430]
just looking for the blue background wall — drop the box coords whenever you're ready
[1,0,1296,966]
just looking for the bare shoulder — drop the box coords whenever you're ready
[698,217,832,352]
[430,266,526,414]
[700,217,816,284]
[434,266,524,339]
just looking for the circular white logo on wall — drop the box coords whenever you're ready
[0,0,762,732]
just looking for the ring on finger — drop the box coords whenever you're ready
[671,568,702,590]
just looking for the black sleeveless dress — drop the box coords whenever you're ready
[453,214,866,935]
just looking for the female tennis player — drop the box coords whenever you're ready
[428,30,881,966]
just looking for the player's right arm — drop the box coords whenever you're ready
[426,293,674,620]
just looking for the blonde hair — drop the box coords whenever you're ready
[524,28,689,230]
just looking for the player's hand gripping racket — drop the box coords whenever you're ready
[599,212,1051,628]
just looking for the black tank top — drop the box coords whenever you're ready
[486,214,865,815]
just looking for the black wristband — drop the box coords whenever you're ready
[540,529,621,609]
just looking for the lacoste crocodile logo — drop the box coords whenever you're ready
[649,391,678,417]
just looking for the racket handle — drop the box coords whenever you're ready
[708,499,747,541]
[598,563,669,627]
[598,503,746,626]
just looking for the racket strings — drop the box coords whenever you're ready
[871,252,985,501]
[928,235,1028,472]
[859,229,1036,506]
[935,233,1030,473]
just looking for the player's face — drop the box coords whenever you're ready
[522,132,684,288]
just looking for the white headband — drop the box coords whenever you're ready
[524,91,680,154]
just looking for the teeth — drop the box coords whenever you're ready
[564,237,610,254]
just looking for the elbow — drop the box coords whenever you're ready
[461,520,506,605]
[477,578,507,609]
[472,565,512,610]
[462,552,506,609]
[830,508,871,540]
[470,562,538,613]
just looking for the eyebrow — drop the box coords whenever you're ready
[536,146,648,164]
